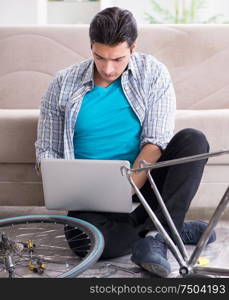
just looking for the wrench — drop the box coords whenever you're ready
[105,263,140,275]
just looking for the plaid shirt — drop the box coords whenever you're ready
[35,52,176,169]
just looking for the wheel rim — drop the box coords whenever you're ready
[0,215,104,278]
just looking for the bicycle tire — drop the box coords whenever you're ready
[0,214,104,278]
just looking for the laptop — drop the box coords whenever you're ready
[41,159,140,213]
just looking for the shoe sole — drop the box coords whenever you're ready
[140,262,170,278]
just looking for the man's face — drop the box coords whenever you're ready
[91,41,136,84]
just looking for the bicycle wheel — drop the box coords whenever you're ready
[0,214,104,278]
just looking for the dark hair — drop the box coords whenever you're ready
[89,7,138,47]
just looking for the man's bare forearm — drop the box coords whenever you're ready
[131,143,162,195]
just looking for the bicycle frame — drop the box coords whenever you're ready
[121,149,229,277]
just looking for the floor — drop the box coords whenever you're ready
[0,206,229,278]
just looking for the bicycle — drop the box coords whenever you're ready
[0,150,229,278]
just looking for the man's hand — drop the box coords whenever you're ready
[131,144,162,195]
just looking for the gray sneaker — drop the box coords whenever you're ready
[131,234,171,277]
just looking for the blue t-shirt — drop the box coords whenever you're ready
[73,78,141,166]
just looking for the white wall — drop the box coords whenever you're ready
[198,0,229,23]
[0,0,229,25]
[103,0,229,24]
[0,0,41,25]
[47,1,100,24]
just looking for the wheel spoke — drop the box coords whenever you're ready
[0,215,104,278]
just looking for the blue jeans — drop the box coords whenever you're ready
[67,128,209,259]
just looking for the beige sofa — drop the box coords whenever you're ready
[0,25,229,211]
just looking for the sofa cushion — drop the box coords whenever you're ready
[137,25,229,110]
[175,109,229,164]
[0,109,39,163]
[0,26,91,109]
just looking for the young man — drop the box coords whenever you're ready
[35,7,216,277]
